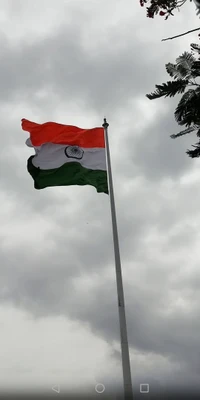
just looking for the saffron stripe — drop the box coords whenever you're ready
[22,119,105,148]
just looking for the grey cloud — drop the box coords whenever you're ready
[1,0,200,394]
[0,20,176,116]
[127,103,194,181]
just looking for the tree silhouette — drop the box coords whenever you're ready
[140,0,199,19]
[139,0,200,157]
[146,44,200,157]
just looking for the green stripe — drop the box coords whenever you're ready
[27,156,108,194]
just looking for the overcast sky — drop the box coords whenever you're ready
[1,0,200,398]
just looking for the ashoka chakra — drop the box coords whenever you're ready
[65,145,84,160]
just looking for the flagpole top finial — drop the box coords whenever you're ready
[102,118,109,128]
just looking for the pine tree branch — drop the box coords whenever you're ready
[162,27,200,42]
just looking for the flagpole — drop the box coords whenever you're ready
[102,118,133,400]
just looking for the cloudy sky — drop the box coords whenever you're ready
[1,0,200,398]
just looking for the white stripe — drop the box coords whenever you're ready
[28,142,106,171]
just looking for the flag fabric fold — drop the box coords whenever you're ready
[22,119,108,194]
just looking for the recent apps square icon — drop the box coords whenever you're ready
[140,383,149,393]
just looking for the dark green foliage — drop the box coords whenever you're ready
[139,0,191,19]
[170,125,199,139]
[186,142,200,157]
[174,89,200,126]
[146,46,200,158]
[146,80,189,99]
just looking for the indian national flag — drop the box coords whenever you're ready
[22,119,108,194]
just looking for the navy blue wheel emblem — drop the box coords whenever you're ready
[65,145,84,160]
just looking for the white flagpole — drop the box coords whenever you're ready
[102,118,133,400]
